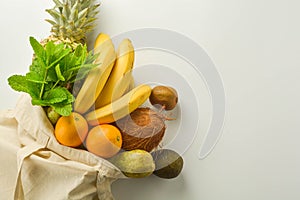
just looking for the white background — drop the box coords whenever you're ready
[1,0,300,200]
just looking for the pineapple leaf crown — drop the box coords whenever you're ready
[46,0,100,44]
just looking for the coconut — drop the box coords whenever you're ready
[115,107,166,152]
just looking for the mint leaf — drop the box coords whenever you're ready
[52,103,73,116]
[26,71,47,83]
[28,82,42,99]
[55,64,65,81]
[45,41,55,66]
[74,44,87,63]
[8,75,29,93]
[85,50,98,65]
[43,40,71,69]
[64,89,75,104]
[30,59,46,76]
[47,67,58,82]
[8,37,96,116]
[31,87,74,109]
[30,37,45,60]
[70,63,97,82]
[31,98,50,106]
[8,75,40,99]
[53,43,65,55]
[48,88,74,116]
[43,87,69,104]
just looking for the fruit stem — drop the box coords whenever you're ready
[159,105,166,112]
[164,116,176,121]
[157,105,176,121]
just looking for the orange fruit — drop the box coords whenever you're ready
[86,124,122,158]
[54,112,89,147]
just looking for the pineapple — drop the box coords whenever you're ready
[43,0,100,49]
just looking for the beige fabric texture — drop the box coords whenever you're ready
[0,94,125,200]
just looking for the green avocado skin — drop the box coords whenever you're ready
[152,149,184,179]
[110,149,155,178]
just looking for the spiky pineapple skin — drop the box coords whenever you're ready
[45,0,100,49]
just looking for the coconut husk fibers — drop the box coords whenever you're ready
[116,107,166,152]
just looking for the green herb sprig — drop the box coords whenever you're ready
[8,37,96,116]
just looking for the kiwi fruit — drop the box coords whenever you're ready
[149,86,178,110]
[151,149,183,179]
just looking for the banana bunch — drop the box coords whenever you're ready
[74,33,151,125]
[95,38,135,108]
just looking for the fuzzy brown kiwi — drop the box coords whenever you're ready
[149,86,178,110]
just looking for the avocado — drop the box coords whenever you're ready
[151,149,184,179]
[109,149,155,178]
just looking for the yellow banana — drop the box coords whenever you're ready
[93,33,114,63]
[127,75,135,92]
[123,74,135,95]
[95,38,135,108]
[94,33,111,50]
[110,70,134,101]
[74,33,116,114]
[85,84,152,126]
